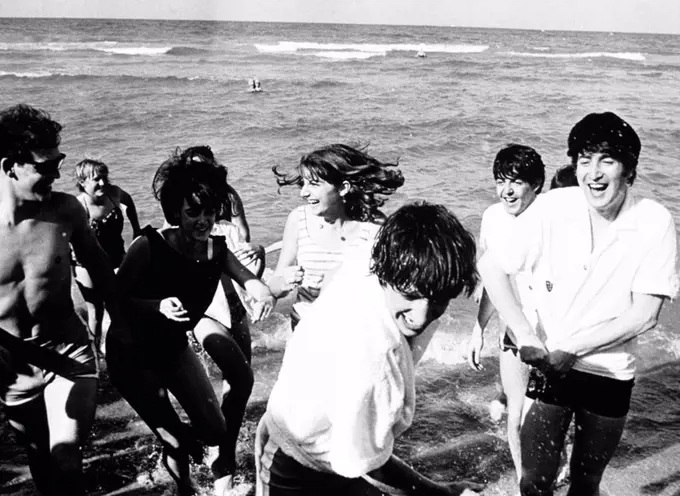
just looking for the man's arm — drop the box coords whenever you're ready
[554,292,665,357]
[478,252,547,365]
[366,455,482,495]
[467,287,497,369]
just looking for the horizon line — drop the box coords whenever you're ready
[1,16,679,37]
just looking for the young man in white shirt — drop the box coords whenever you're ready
[466,144,545,484]
[479,112,679,496]
[256,202,483,496]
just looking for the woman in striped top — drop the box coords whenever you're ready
[270,144,405,328]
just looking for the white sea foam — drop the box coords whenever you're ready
[503,51,646,61]
[255,41,488,55]
[0,70,54,78]
[308,50,386,60]
[0,41,171,56]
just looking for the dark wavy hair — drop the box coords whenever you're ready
[567,112,640,185]
[370,202,478,301]
[152,147,229,226]
[177,144,241,220]
[273,144,405,223]
[493,144,545,193]
[0,104,62,169]
[550,164,578,190]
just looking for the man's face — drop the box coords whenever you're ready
[495,176,537,217]
[576,152,630,220]
[382,285,450,338]
[11,148,64,201]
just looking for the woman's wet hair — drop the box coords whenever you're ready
[75,158,109,192]
[152,147,229,225]
[273,144,405,223]
[567,111,640,185]
[550,164,578,190]
[493,144,545,193]
[370,202,478,301]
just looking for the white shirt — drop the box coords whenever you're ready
[480,202,540,333]
[264,256,417,478]
[488,186,679,379]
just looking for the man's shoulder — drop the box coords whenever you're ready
[629,195,675,231]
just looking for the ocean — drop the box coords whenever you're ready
[1,17,680,495]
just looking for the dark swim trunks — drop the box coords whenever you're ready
[525,367,634,418]
[0,318,97,407]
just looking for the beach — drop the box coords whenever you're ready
[1,17,680,495]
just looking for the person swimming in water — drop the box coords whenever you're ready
[248,78,263,93]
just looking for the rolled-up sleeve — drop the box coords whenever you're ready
[632,212,680,299]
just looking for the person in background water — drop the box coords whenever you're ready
[0,104,123,495]
[73,158,141,352]
[479,112,679,496]
[269,144,404,329]
[549,164,578,190]
[256,202,484,496]
[105,150,275,496]
[466,143,545,486]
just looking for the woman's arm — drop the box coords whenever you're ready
[228,186,250,242]
[268,209,304,298]
[223,246,275,322]
[117,187,142,238]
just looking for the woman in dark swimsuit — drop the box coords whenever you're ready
[73,159,141,351]
[106,149,275,496]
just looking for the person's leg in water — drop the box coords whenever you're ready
[106,339,218,496]
[194,312,254,494]
[499,346,530,484]
[6,375,97,496]
[565,408,625,496]
[519,398,572,496]
[74,265,105,353]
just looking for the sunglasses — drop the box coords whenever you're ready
[22,153,66,174]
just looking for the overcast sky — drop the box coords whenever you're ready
[1,0,679,34]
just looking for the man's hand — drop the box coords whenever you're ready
[545,349,578,375]
[518,334,549,367]
[466,323,484,370]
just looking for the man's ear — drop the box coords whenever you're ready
[1,158,14,176]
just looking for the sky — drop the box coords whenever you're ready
[1,0,680,35]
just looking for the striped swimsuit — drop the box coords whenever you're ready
[293,206,376,318]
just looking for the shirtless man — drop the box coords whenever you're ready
[0,104,121,495]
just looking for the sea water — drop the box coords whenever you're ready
[1,17,679,495]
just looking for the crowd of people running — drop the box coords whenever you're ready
[0,102,676,496]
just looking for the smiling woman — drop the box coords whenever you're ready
[268,143,405,329]
[72,158,142,352]
[105,148,276,496]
